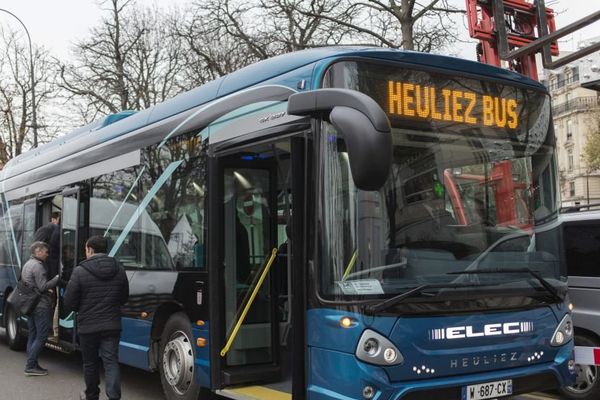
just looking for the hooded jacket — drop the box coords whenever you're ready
[63,253,129,334]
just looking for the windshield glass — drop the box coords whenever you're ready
[319,60,565,302]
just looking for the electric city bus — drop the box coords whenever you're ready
[0,47,575,400]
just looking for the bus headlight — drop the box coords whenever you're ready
[551,314,574,346]
[356,329,403,366]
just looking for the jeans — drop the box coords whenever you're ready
[79,332,121,400]
[26,306,51,370]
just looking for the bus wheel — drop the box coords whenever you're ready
[560,334,600,400]
[4,302,26,351]
[159,312,201,400]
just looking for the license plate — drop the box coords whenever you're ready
[462,379,513,400]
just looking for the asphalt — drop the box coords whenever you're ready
[0,328,163,400]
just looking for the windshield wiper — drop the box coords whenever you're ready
[447,268,563,302]
[364,282,487,315]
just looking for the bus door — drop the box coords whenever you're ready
[58,187,87,345]
[213,142,287,391]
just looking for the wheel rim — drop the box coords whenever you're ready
[565,363,598,394]
[6,306,17,342]
[162,330,194,395]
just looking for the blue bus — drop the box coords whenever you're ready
[0,47,575,400]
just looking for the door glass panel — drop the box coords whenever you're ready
[59,194,79,336]
[61,195,78,286]
[223,167,273,366]
[22,202,36,261]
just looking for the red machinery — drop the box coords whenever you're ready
[466,0,558,80]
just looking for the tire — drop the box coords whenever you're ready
[559,334,600,400]
[4,301,27,351]
[159,312,202,400]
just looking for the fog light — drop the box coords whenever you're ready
[384,347,398,363]
[364,338,380,356]
[568,359,576,371]
[363,385,375,399]
[568,303,574,312]
[565,320,573,336]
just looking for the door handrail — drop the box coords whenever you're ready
[220,247,278,357]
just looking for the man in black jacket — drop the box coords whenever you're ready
[64,236,129,400]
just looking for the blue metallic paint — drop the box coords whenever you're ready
[307,308,574,399]
[191,322,211,389]
[119,317,152,371]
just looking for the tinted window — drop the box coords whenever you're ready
[22,201,36,262]
[564,223,600,277]
[92,131,207,270]
[0,196,20,269]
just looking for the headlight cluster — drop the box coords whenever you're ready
[550,314,574,346]
[356,329,403,366]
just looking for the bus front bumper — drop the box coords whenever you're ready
[307,344,575,400]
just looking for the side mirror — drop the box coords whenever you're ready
[287,89,392,191]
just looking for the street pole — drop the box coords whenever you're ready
[587,172,590,205]
[0,8,38,148]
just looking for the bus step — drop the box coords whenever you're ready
[216,386,291,400]
[44,340,73,354]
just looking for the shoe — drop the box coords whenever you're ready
[24,367,48,376]
[35,364,48,372]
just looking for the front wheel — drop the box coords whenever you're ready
[159,312,202,400]
[559,334,600,400]
[4,302,26,350]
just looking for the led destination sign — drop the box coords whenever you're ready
[387,80,518,129]
[322,60,549,139]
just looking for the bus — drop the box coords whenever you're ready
[0,47,575,400]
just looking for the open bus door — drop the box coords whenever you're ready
[212,144,284,392]
[210,135,309,400]
[57,186,89,349]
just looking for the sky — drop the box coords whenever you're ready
[0,0,599,62]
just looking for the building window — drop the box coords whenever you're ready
[567,119,573,140]
[569,181,576,197]
[568,149,574,171]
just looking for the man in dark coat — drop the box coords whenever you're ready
[34,211,60,278]
[21,241,59,376]
[63,236,129,400]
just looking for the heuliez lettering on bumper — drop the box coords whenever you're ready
[450,352,519,369]
[430,322,534,340]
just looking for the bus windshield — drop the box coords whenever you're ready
[319,60,565,304]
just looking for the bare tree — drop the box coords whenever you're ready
[0,28,57,164]
[174,0,359,85]
[300,0,465,51]
[58,0,186,122]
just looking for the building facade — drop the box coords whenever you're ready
[543,42,600,208]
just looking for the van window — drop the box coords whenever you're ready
[564,224,600,277]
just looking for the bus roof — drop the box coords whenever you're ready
[1,47,547,185]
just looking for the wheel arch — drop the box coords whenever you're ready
[1,286,14,327]
[149,302,186,370]
[574,327,600,344]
